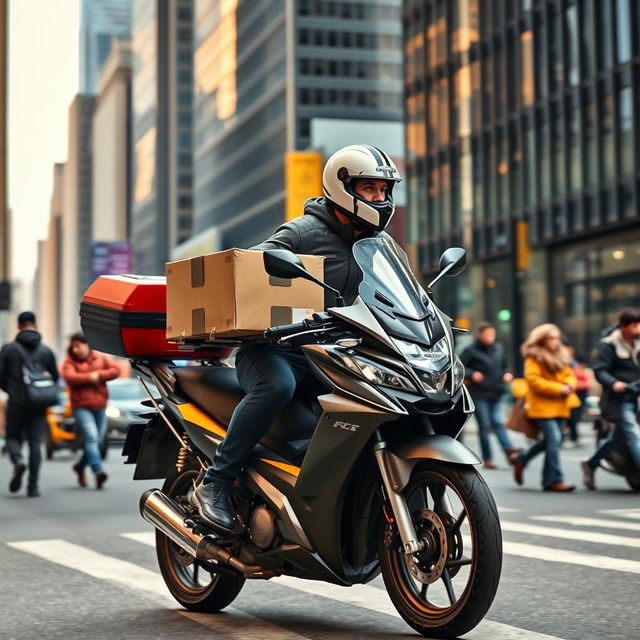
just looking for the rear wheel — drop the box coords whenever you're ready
[156,465,245,612]
[379,462,502,638]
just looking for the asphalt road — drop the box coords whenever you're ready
[1,423,639,640]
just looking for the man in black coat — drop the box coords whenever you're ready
[460,322,520,468]
[0,311,59,497]
[581,308,640,490]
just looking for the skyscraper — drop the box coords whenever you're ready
[192,0,403,250]
[130,0,193,275]
[403,0,640,362]
[80,0,132,94]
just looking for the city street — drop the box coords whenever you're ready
[1,424,638,640]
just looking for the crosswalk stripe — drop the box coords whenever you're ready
[501,539,640,576]
[124,531,564,640]
[501,520,640,549]
[533,515,640,533]
[598,508,640,520]
[7,539,307,640]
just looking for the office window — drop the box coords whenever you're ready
[538,117,550,201]
[473,145,484,221]
[521,30,534,107]
[615,0,633,62]
[552,104,565,197]
[566,4,579,86]
[510,132,523,210]
[602,92,615,181]
[580,0,595,79]
[585,100,598,186]
[549,8,564,93]
[524,123,536,205]
[494,45,505,120]
[619,86,633,174]
[568,105,582,191]
[598,0,613,70]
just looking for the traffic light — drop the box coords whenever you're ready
[0,280,11,310]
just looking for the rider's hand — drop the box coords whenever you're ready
[560,384,573,396]
[613,381,628,394]
[502,373,514,383]
[471,371,485,383]
[89,371,101,383]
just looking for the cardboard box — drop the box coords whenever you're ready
[166,249,325,341]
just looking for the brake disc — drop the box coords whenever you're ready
[405,509,448,584]
[439,512,464,578]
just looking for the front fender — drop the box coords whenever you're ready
[383,434,481,493]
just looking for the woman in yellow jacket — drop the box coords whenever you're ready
[511,323,580,492]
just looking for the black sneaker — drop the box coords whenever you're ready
[27,484,40,498]
[9,463,26,494]
[192,481,238,533]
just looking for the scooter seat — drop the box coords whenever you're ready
[173,365,319,462]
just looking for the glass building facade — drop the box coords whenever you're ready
[403,0,640,363]
[130,0,194,275]
[193,0,403,250]
[80,0,132,95]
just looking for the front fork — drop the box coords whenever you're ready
[373,440,455,555]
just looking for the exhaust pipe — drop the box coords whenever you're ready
[140,489,274,578]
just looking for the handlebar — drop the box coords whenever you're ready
[263,312,335,341]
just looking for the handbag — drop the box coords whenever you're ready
[506,397,539,440]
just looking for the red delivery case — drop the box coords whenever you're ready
[80,275,231,359]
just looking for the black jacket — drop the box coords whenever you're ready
[460,339,509,399]
[0,330,59,406]
[593,329,640,422]
[252,197,378,308]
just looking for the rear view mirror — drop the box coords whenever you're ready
[438,247,466,277]
[263,250,309,280]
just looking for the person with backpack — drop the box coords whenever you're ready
[62,332,120,489]
[0,311,59,497]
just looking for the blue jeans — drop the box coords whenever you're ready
[73,408,107,474]
[588,402,640,470]
[517,418,564,486]
[205,346,313,485]
[473,397,514,461]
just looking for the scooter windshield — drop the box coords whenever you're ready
[353,236,430,321]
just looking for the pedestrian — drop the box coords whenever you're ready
[564,346,592,447]
[62,332,120,489]
[511,323,579,492]
[581,308,640,490]
[460,322,521,468]
[0,311,59,497]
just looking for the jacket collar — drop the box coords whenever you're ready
[602,328,640,364]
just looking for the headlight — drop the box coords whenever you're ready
[106,406,122,419]
[395,337,465,393]
[340,355,418,393]
[395,337,449,373]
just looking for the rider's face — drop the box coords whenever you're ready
[621,322,640,341]
[353,179,388,203]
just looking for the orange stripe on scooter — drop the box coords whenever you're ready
[177,403,227,437]
[177,404,301,477]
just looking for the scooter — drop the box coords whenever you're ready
[593,379,640,492]
[80,236,502,638]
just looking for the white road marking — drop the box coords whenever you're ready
[598,508,640,520]
[533,515,640,532]
[498,507,521,513]
[7,539,307,640]
[124,531,564,640]
[501,539,640,576]
[500,520,640,549]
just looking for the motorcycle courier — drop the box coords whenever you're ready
[80,236,503,638]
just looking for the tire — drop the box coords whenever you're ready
[155,465,245,612]
[626,477,640,492]
[379,461,502,638]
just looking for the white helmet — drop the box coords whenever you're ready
[322,144,402,233]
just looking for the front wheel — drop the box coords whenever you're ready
[156,465,245,612]
[379,461,502,638]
